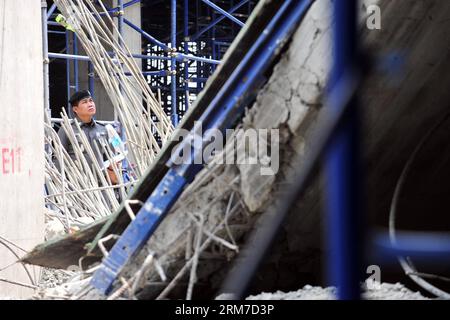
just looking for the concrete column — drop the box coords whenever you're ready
[0,0,44,298]
[76,0,114,121]
[115,0,142,70]
[114,0,143,115]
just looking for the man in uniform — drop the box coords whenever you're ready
[57,90,120,184]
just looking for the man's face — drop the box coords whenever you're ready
[73,96,96,120]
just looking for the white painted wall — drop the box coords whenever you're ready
[0,0,44,298]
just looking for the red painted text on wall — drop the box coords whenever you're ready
[1,147,22,175]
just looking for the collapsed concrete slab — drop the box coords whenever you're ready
[27,0,450,299]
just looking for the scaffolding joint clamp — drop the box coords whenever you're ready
[168,50,178,58]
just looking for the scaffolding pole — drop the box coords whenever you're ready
[170,0,178,126]
[183,0,190,112]
[42,1,51,122]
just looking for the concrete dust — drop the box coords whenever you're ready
[246,282,429,300]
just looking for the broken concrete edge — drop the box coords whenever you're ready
[20,221,103,269]
[21,0,299,269]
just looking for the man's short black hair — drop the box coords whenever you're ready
[69,90,92,107]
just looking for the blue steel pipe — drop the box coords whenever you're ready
[325,0,362,300]
[186,77,208,83]
[118,0,124,49]
[48,30,66,35]
[373,232,450,264]
[90,0,313,295]
[118,0,130,177]
[201,0,244,27]
[214,41,231,46]
[65,30,72,117]
[88,62,95,98]
[49,53,177,77]
[117,0,125,112]
[123,0,140,9]
[150,86,199,93]
[176,53,220,65]
[50,51,215,64]
[196,0,201,94]
[46,2,58,20]
[49,44,218,65]
[125,70,170,77]
[47,21,62,26]
[191,0,249,41]
[110,0,140,11]
[49,52,172,62]
[49,52,91,61]
[42,1,51,123]
[73,33,79,91]
[123,18,170,51]
[171,0,178,126]
[184,0,190,111]
[212,10,217,64]
[143,71,170,76]
[133,53,170,61]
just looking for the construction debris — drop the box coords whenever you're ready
[245,282,429,300]
[43,0,173,231]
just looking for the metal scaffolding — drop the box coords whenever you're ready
[44,0,257,126]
